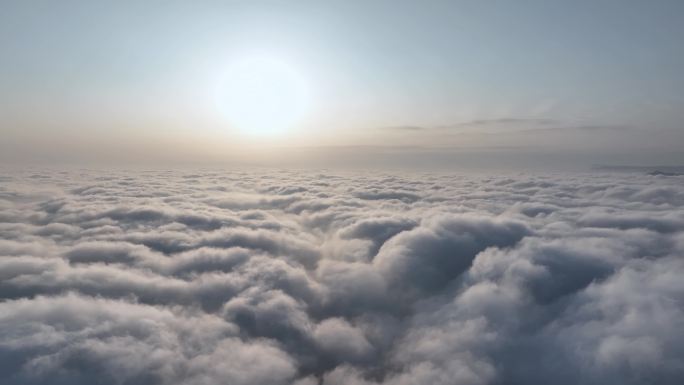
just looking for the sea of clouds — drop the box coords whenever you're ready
[1,168,683,385]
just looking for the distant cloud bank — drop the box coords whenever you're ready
[1,168,683,384]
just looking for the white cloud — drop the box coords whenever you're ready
[1,168,683,384]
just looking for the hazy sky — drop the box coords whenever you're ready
[1,0,683,168]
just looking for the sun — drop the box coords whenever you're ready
[218,55,310,137]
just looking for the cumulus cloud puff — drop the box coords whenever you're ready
[1,168,683,384]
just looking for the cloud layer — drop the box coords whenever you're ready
[1,168,683,384]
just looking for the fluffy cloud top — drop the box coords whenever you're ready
[1,168,683,384]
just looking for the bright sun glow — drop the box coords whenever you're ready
[218,56,310,137]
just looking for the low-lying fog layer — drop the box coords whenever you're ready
[1,168,683,385]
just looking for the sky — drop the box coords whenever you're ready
[1,0,683,168]
[2,3,684,384]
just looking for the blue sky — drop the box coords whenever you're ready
[1,0,683,167]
